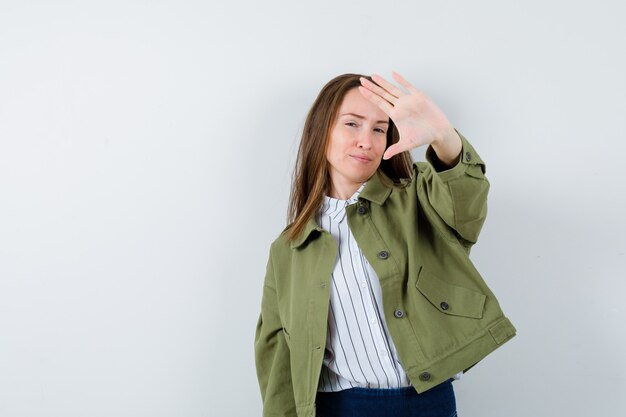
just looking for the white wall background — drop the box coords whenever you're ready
[1,0,624,416]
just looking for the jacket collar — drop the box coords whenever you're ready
[290,169,393,249]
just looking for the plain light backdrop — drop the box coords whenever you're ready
[1,0,624,416]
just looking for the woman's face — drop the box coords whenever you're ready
[326,87,389,190]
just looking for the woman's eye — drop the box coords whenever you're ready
[345,122,384,133]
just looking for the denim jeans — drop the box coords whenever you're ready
[315,378,457,417]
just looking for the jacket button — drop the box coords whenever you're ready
[440,302,449,310]
[377,250,389,259]
[419,372,431,381]
[394,309,404,318]
[465,151,472,162]
[357,205,367,215]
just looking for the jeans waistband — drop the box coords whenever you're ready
[317,378,453,397]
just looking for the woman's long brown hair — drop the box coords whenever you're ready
[284,73,414,244]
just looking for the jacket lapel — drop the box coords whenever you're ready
[290,169,394,249]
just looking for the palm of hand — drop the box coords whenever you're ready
[359,72,455,160]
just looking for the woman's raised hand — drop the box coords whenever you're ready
[358,71,461,163]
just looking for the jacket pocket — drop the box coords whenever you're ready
[416,267,486,319]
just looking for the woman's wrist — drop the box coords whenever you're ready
[429,126,462,167]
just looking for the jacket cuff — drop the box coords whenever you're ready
[425,128,486,182]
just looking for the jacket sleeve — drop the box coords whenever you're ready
[254,247,298,417]
[415,129,489,251]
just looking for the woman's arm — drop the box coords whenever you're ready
[416,130,490,250]
[357,72,489,250]
[427,126,462,169]
[254,249,298,416]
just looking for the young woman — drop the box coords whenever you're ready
[254,72,516,417]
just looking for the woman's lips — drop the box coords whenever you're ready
[350,155,371,163]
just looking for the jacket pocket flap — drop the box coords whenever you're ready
[416,268,486,319]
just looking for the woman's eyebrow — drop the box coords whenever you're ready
[340,112,389,124]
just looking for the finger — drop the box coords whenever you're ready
[370,73,407,98]
[360,77,399,105]
[357,86,394,115]
[391,71,421,95]
[382,142,412,160]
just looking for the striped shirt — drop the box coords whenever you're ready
[315,181,412,392]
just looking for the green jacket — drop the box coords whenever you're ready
[254,131,517,417]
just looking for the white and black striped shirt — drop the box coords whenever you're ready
[315,181,462,392]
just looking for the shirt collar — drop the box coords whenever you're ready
[290,169,394,249]
[319,181,366,224]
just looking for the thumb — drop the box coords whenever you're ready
[383,143,403,160]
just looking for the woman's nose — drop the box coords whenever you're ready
[357,131,374,148]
